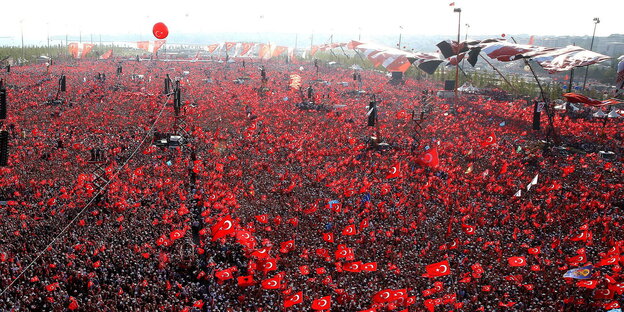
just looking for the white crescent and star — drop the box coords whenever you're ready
[422,154,433,163]
[437,265,448,274]
[222,220,233,231]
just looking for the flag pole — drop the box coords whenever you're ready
[453,8,462,114]
[510,37,559,144]
[478,54,516,92]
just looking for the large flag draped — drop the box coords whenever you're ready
[349,41,444,74]
[527,45,611,73]
[68,43,94,59]
[479,41,610,72]
[137,40,166,54]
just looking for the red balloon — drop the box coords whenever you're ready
[501,33,506,38]
[153,22,169,39]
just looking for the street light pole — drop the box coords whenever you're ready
[20,20,25,63]
[581,17,600,91]
[398,26,403,49]
[453,8,462,113]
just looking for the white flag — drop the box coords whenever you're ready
[514,190,522,197]
[531,174,539,186]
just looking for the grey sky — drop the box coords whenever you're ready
[1,0,621,45]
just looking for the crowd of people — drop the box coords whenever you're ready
[0,56,622,311]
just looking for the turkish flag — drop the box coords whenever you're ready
[343,261,363,272]
[169,229,185,241]
[528,247,541,255]
[362,262,378,272]
[594,288,614,299]
[603,301,621,310]
[237,275,255,287]
[341,224,357,236]
[211,216,235,241]
[261,275,282,289]
[424,260,451,277]
[284,291,303,308]
[480,132,497,147]
[280,240,295,252]
[608,283,624,295]
[299,265,310,275]
[386,164,401,179]
[508,256,527,267]
[251,247,271,259]
[68,297,79,310]
[215,267,235,281]
[259,258,278,272]
[597,255,619,266]
[576,280,598,289]
[312,296,331,310]
[322,233,334,243]
[255,214,269,224]
[45,283,59,292]
[418,148,440,168]
[373,289,394,303]
[462,224,476,235]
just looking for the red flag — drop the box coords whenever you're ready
[251,247,271,259]
[418,148,440,168]
[284,291,303,308]
[215,267,235,281]
[261,275,282,289]
[462,224,476,235]
[594,288,614,300]
[237,275,255,287]
[322,233,334,243]
[386,164,401,179]
[193,300,204,308]
[169,229,185,241]
[312,296,331,310]
[45,283,59,292]
[604,301,621,310]
[608,283,624,295]
[528,247,541,255]
[341,224,357,236]
[280,240,295,252]
[577,280,598,289]
[68,297,79,310]
[362,262,378,272]
[211,216,235,241]
[480,132,497,147]
[508,256,527,267]
[424,260,451,277]
[449,2,455,6]
[343,261,363,272]
[299,265,310,275]
[259,258,278,272]
[597,255,619,266]
[255,214,269,224]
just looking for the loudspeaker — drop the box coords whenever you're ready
[0,131,8,167]
[367,101,377,127]
[6,65,9,73]
[164,78,170,94]
[0,88,6,120]
[444,80,456,91]
[60,75,66,92]
[532,101,541,130]
[391,72,403,81]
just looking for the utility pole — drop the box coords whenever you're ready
[581,17,600,91]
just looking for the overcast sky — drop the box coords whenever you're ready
[1,0,621,45]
